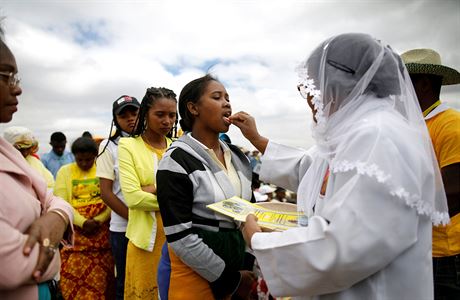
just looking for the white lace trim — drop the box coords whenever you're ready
[330,160,450,226]
[296,67,326,127]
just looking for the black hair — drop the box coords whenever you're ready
[97,101,140,159]
[50,131,67,143]
[71,137,98,155]
[178,74,219,132]
[132,87,178,138]
[81,131,93,139]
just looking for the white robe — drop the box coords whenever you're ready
[253,117,434,299]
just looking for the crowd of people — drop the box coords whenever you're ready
[1,21,459,300]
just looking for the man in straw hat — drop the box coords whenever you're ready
[402,48,460,299]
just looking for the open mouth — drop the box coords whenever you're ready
[223,111,232,126]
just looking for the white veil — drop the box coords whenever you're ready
[296,33,449,225]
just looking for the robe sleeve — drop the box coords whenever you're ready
[259,141,314,192]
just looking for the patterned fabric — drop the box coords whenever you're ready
[56,163,115,300]
[124,211,165,300]
[60,203,115,299]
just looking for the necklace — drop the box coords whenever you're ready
[422,100,441,118]
[142,134,166,149]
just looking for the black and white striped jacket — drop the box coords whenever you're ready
[157,134,253,296]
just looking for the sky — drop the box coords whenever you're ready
[0,0,459,154]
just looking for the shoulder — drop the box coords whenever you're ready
[159,146,205,175]
[56,162,74,177]
[41,152,51,160]
[431,108,460,127]
[119,136,143,147]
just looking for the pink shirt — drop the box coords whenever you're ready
[0,137,73,300]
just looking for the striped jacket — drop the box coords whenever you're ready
[157,134,253,297]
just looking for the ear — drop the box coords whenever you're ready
[187,102,199,116]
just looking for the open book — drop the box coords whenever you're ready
[207,196,304,231]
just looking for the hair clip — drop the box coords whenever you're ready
[327,60,355,74]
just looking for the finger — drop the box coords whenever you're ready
[23,228,41,256]
[32,244,56,281]
[246,213,258,222]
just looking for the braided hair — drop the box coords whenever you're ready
[132,87,178,138]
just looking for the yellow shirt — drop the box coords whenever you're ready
[26,155,54,188]
[426,108,460,168]
[54,162,110,227]
[427,107,460,257]
[118,136,172,251]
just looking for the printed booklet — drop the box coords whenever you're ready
[207,196,304,231]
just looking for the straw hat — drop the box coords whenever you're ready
[401,48,460,85]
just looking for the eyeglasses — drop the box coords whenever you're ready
[0,71,21,88]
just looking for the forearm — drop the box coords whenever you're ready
[93,207,111,223]
[101,193,128,219]
[441,163,460,217]
[250,135,269,154]
[123,190,159,211]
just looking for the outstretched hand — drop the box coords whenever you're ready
[228,112,259,140]
[229,112,269,154]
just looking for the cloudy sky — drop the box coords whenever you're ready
[1,0,459,154]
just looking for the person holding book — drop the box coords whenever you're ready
[229,33,449,299]
[156,74,257,299]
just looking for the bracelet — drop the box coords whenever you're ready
[48,209,69,227]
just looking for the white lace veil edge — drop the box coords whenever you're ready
[330,160,450,226]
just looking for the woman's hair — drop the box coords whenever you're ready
[178,74,219,132]
[71,137,98,155]
[132,87,178,138]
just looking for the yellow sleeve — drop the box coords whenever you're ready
[435,112,460,168]
[118,138,159,211]
[54,165,87,228]
[93,207,111,223]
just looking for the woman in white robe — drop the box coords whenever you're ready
[229,33,449,300]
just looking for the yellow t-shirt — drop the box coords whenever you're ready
[54,162,110,227]
[426,108,460,168]
[427,108,460,257]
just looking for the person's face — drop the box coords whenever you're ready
[189,80,231,133]
[116,106,139,133]
[74,152,96,171]
[297,84,317,123]
[304,93,318,123]
[0,44,22,123]
[17,146,33,158]
[146,97,177,137]
[51,140,66,156]
[409,75,425,105]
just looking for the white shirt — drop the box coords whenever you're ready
[96,138,127,232]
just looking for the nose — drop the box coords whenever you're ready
[12,85,22,96]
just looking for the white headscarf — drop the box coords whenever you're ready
[296,33,449,225]
[3,126,38,150]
